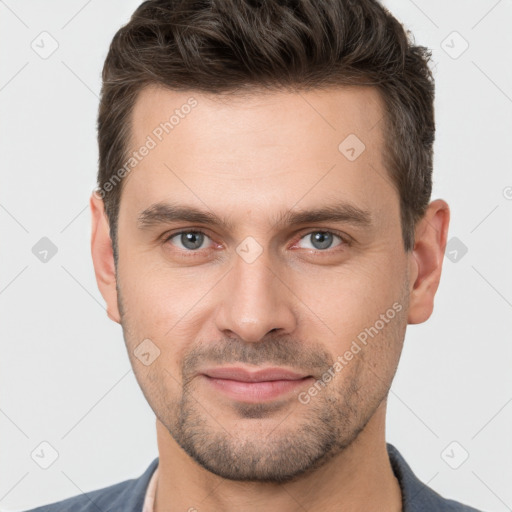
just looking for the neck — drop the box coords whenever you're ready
[153,402,402,512]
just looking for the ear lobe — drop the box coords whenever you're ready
[407,199,450,325]
[90,191,121,324]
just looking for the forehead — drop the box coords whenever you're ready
[121,84,398,231]
[130,84,385,152]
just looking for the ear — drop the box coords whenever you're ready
[90,191,121,324]
[407,199,450,325]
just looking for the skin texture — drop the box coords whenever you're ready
[90,84,450,511]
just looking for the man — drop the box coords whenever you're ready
[25,0,483,510]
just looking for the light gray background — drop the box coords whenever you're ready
[1,0,511,510]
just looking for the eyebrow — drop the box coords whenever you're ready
[137,201,373,231]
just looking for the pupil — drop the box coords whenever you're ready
[183,232,203,249]
[313,232,332,249]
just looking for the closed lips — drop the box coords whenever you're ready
[201,367,311,382]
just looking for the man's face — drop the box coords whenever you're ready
[112,85,412,482]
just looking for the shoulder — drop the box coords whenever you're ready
[386,444,485,512]
[22,480,133,512]
[20,458,159,512]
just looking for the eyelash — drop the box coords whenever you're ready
[162,228,351,256]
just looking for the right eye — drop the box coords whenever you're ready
[164,230,214,252]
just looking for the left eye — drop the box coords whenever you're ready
[166,231,213,251]
[296,231,344,251]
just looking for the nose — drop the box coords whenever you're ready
[213,246,298,343]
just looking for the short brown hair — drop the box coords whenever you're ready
[97,0,435,260]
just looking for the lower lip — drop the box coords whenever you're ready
[203,375,313,402]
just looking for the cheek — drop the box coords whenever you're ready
[301,258,406,342]
[118,256,200,332]
[117,264,211,381]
